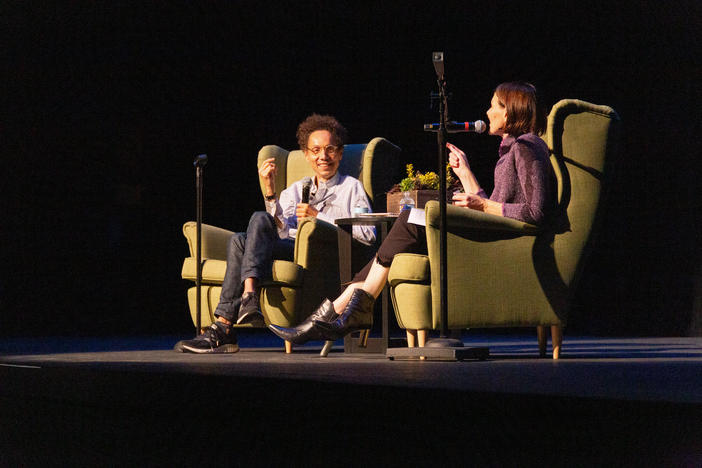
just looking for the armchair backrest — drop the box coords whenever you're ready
[394,99,620,330]
[256,137,401,212]
[544,99,620,287]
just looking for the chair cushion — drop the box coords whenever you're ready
[182,257,304,288]
[182,257,227,283]
[388,254,430,286]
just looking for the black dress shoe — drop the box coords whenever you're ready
[268,299,337,344]
[313,289,374,340]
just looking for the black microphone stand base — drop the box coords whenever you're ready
[386,340,489,361]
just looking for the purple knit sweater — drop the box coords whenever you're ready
[478,133,552,225]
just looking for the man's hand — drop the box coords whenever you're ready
[258,157,277,197]
[295,203,319,220]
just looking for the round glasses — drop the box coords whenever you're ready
[306,145,341,156]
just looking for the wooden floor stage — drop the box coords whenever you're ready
[1,334,701,466]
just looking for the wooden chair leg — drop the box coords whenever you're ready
[417,330,427,347]
[417,330,428,360]
[551,325,562,360]
[284,340,292,354]
[406,330,417,348]
[537,326,547,358]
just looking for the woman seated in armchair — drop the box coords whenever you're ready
[270,81,553,344]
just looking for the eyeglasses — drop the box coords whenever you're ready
[306,145,341,156]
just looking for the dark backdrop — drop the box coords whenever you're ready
[2,2,700,337]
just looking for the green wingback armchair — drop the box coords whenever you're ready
[181,137,400,352]
[387,99,620,359]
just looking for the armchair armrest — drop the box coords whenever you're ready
[425,201,540,236]
[294,217,338,269]
[182,222,235,260]
[291,216,342,318]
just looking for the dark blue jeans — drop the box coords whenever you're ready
[214,211,295,323]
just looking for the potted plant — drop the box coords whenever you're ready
[386,164,460,213]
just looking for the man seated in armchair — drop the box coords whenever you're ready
[178,114,376,354]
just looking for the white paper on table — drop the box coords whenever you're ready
[407,208,426,226]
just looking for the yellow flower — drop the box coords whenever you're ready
[395,163,456,192]
[406,163,415,178]
[418,171,439,190]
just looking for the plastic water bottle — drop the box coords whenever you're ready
[399,191,415,211]
[353,202,369,216]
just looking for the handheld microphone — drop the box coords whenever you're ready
[301,177,313,203]
[423,120,486,133]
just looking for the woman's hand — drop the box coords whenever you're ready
[446,142,472,179]
[447,142,482,194]
[452,192,487,211]
[258,157,277,197]
[452,192,504,216]
[295,203,319,220]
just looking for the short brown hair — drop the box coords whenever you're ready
[296,114,348,151]
[495,82,547,136]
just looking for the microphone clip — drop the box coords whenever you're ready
[193,154,208,167]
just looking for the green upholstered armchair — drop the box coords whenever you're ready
[181,137,400,352]
[388,99,620,359]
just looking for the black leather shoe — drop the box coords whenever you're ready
[268,299,338,344]
[313,289,374,340]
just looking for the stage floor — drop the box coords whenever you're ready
[2,334,702,403]
[2,333,702,466]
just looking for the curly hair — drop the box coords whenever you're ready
[494,82,547,137]
[296,114,348,151]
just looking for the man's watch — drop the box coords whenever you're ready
[265,193,276,201]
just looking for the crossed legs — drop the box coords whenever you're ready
[270,209,425,344]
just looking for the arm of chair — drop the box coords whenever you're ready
[294,217,339,270]
[292,217,341,317]
[182,221,235,260]
[425,201,541,236]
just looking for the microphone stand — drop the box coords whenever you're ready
[431,63,462,346]
[193,154,208,336]
[387,52,488,361]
